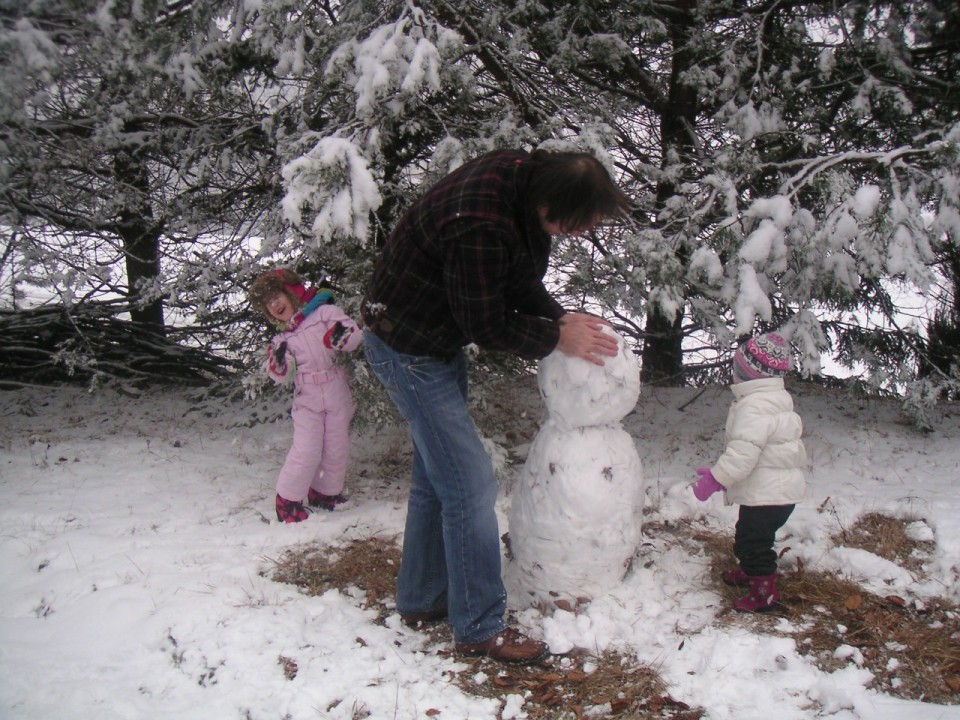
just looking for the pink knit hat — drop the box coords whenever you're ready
[733,332,791,381]
[282,276,311,304]
[249,268,316,314]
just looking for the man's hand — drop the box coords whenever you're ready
[556,313,618,366]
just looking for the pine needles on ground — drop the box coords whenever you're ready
[271,512,960,717]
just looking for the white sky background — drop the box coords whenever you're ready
[1,371,959,720]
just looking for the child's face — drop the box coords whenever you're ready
[265,292,297,323]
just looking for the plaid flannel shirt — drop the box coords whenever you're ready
[363,150,564,360]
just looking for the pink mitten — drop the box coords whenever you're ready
[692,467,724,501]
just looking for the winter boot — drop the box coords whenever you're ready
[721,567,750,587]
[307,488,349,512]
[276,494,309,523]
[734,574,780,613]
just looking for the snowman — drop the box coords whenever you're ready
[505,326,644,611]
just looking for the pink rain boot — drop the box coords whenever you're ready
[734,574,780,613]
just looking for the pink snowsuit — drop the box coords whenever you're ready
[267,303,362,501]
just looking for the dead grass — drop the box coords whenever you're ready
[831,511,936,576]
[454,651,702,720]
[271,535,703,719]
[270,535,402,621]
[451,651,701,720]
[657,516,960,705]
[269,508,957,713]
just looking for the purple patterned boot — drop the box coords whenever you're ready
[721,567,750,587]
[734,574,780,613]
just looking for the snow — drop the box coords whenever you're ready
[734,264,773,334]
[851,186,881,219]
[739,219,782,264]
[10,19,58,74]
[688,245,725,285]
[327,11,446,121]
[280,136,382,244]
[744,195,794,229]
[2,377,960,720]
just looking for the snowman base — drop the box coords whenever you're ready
[505,423,644,611]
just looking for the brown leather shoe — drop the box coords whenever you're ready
[455,628,549,663]
[399,608,448,629]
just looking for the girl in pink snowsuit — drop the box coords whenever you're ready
[250,269,363,523]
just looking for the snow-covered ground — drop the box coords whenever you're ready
[1,377,959,720]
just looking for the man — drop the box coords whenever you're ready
[362,148,630,663]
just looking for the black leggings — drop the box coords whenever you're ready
[734,504,795,576]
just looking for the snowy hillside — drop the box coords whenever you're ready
[1,378,958,720]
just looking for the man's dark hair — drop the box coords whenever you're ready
[527,149,631,230]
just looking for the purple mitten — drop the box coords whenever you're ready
[692,467,724,501]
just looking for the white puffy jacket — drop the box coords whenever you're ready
[711,377,807,506]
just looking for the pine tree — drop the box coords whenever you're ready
[2,0,959,410]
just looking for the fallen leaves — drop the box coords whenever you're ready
[277,655,298,680]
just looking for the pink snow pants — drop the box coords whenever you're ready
[275,369,356,501]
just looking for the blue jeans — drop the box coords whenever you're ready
[363,330,507,644]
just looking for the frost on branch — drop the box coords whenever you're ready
[780,310,828,377]
[324,9,457,120]
[732,195,794,335]
[280,137,382,245]
[733,264,772,336]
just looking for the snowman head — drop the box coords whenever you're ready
[537,325,640,427]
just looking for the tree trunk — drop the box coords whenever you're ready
[641,0,698,386]
[121,225,165,333]
[114,149,165,335]
[641,310,685,385]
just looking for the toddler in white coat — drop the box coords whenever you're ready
[691,332,807,612]
[250,269,363,523]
